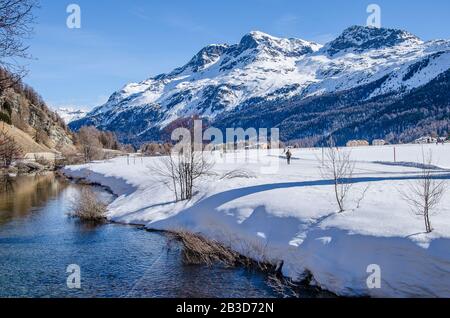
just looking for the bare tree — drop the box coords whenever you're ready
[152,143,214,202]
[0,0,38,89]
[319,138,355,213]
[98,130,119,150]
[356,184,371,209]
[400,151,447,233]
[77,126,103,163]
[0,128,22,166]
[151,117,214,201]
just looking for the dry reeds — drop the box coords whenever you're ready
[69,187,107,222]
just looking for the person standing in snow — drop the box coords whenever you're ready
[286,149,292,165]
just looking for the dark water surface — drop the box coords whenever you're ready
[0,174,330,298]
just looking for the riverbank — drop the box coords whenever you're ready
[2,159,57,177]
[63,144,450,297]
[60,172,308,295]
[0,173,318,298]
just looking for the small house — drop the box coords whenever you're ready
[415,136,437,144]
[346,140,369,147]
[372,139,386,146]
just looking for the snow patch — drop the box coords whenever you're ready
[63,144,450,297]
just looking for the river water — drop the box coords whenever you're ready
[0,173,327,298]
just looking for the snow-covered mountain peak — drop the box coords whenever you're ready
[56,107,88,124]
[177,43,230,74]
[324,25,422,55]
[238,30,321,57]
[238,30,286,49]
[247,30,274,39]
[158,31,321,79]
[71,26,450,144]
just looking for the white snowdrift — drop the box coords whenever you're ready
[63,144,450,297]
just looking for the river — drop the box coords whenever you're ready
[0,173,328,298]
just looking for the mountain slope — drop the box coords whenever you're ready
[71,26,450,145]
[217,69,450,146]
[0,68,74,152]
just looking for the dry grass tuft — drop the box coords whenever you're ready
[170,231,240,267]
[165,230,335,297]
[69,187,107,222]
[169,231,279,273]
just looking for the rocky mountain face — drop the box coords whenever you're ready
[70,26,450,145]
[0,69,74,152]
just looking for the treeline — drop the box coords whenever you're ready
[140,142,172,156]
[70,126,135,163]
[215,70,450,147]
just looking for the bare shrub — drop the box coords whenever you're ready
[170,231,240,267]
[76,126,104,162]
[400,151,447,233]
[266,274,304,298]
[69,187,107,222]
[319,138,355,213]
[169,231,278,272]
[0,128,23,167]
[356,184,370,209]
[59,148,84,165]
[152,146,214,202]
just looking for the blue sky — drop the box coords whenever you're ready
[24,0,450,110]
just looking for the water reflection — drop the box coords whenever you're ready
[0,175,288,298]
[0,174,332,298]
[0,173,66,225]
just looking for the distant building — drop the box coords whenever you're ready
[255,142,270,150]
[346,140,369,147]
[212,141,270,151]
[415,136,437,144]
[372,139,386,146]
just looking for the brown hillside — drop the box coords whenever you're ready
[1,123,52,153]
[0,68,75,153]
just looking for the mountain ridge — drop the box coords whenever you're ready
[56,107,88,124]
[70,25,450,145]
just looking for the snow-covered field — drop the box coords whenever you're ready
[63,144,450,297]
